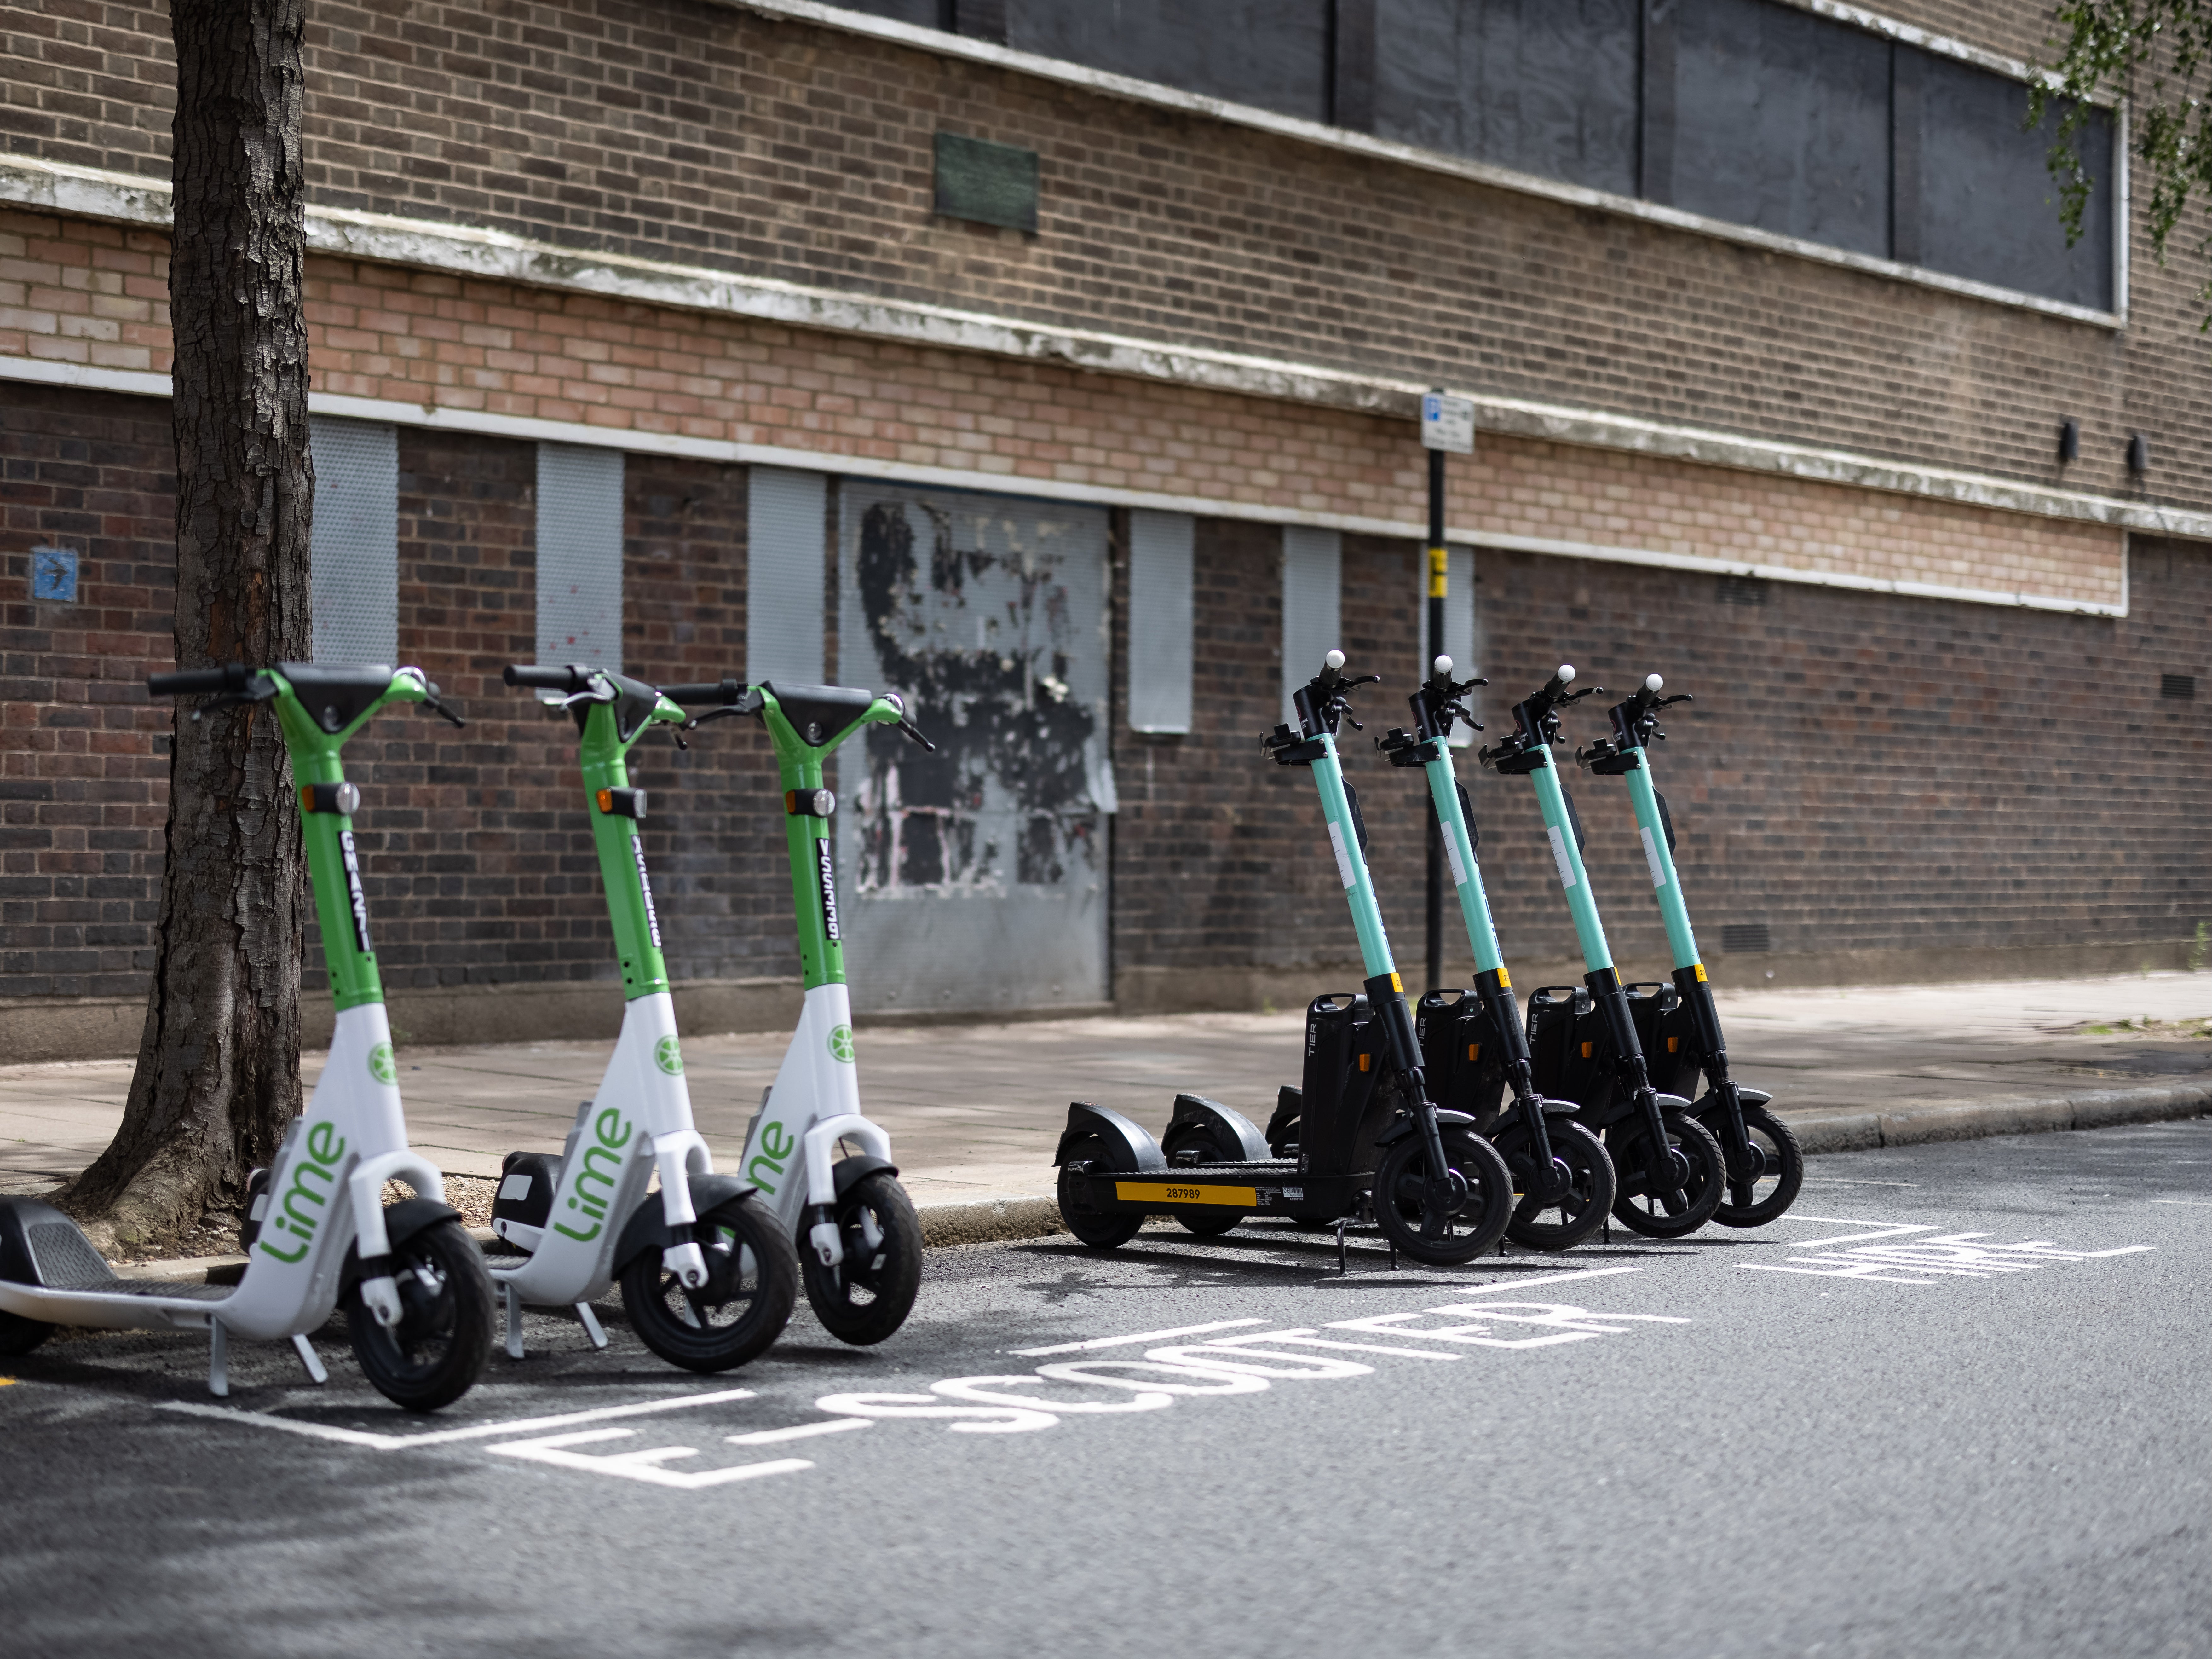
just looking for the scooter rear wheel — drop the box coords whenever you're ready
[1056,1137,1143,1250]
[1499,1118,1617,1251]
[1373,1125,1515,1265]
[0,1308,53,1356]
[1605,1111,1727,1239]
[802,1172,922,1346]
[621,1196,797,1373]
[348,1218,496,1413]
[1706,1102,1804,1228]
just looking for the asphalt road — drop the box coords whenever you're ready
[2,1119,2206,1659]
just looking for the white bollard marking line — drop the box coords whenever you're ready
[155,1386,762,1449]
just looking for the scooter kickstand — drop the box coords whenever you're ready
[1335,1217,1350,1274]
[290,1332,329,1385]
[574,1301,608,1350]
[502,1282,526,1361]
[208,1318,228,1399]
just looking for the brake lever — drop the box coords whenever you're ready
[422,697,466,729]
[896,716,938,754]
[189,679,278,721]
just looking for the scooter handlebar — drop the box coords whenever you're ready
[503,663,597,693]
[656,679,751,707]
[149,664,252,696]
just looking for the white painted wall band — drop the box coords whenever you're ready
[1,352,2140,616]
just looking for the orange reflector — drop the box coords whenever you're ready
[596,788,613,813]
[1467,1043,1480,1062]
[1668,1036,1680,1053]
[298,786,312,811]
[1357,1053,1370,1072]
[1580,1041,1594,1059]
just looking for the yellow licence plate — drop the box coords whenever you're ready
[1114,1181,1258,1207]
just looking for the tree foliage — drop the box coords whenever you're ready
[2031,1,2211,320]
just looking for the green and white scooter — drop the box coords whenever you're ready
[1479,666,1726,1238]
[485,664,798,1372]
[658,674,928,1345]
[1574,673,1804,1226]
[0,664,494,1409]
[1054,650,1518,1265]
[1378,657,1618,1250]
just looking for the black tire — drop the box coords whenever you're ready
[620,1196,797,1373]
[1056,1137,1143,1250]
[802,1172,922,1346]
[348,1218,495,1413]
[1606,1110,1727,1239]
[0,1307,54,1357]
[1706,1101,1805,1228]
[1498,1117,1618,1251]
[1373,1123,1516,1265]
[1161,1123,1243,1237]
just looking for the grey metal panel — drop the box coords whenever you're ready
[1418,544,1477,747]
[1375,0,1639,198]
[747,467,828,686]
[1008,0,1331,123]
[535,444,625,671]
[1918,52,2113,310]
[1126,509,1193,735]
[836,482,1112,1015]
[308,417,397,668]
[826,0,942,24]
[1280,524,1341,724]
[1669,0,1891,257]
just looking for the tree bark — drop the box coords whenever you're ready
[66,0,314,1243]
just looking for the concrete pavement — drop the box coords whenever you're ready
[2,972,2203,1229]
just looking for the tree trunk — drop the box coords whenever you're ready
[66,0,314,1245]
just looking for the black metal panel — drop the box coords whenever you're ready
[1374,0,1639,197]
[1007,0,1332,124]
[1917,52,2113,309]
[935,132,1040,230]
[825,0,944,27]
[1668,0,1891,257]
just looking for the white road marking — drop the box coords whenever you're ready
[724,1419,873,1446]
[1745,1230,2157,1284]
[2152,1198,2212,1207]
[1445,1266,1643,1295]
[487,1428,811,1489]
[155,1387,760,1449]
[1010,1318,1266,1356]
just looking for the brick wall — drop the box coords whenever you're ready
[2,1,2202,507]
[4,382,2204,1021]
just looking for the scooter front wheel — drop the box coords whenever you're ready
[348,1218,496,1413]
[1706,1102,1804,1228]
[1498,1118,1617,1251]
[0,1308,53,1356]
[620,1196,798,1373]
[802,1172,922,1346]
[1605,1111,1726,1239]
[1373,1126,1515,1265]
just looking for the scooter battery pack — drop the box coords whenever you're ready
[492,1150,561,1247]
[1525,986,1609,1107]
[1415,989,1508,1120]
[1297,992,1391,1177]
[1634,984,1703,1098]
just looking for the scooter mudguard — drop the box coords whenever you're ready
[1373,1109,1475,1147]
[1165,1094,1272,1163]
[339,1198,462,1294]
[1052,1102,1166,1171]
[0,1196,110,1289]
[832,1153,899,1199]
[611,1173,760,1269]
[1736,1088,1774,1108]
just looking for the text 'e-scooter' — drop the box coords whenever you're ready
[1378,657,1619,1250]
[484,663,798,1373]
[1575,673,1804,1226]
[661,675,932,1345]
[0,663,494,1409]
[1480,666,1727,1238]
[1053,651,1517,1265]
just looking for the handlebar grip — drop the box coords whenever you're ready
[503,664,587,691]
[655,679,749,707]
[148,664,248,696]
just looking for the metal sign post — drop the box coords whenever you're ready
[1419,390,1474,996]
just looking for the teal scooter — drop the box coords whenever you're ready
[1480,666,1726,1238]
[1053,651,1517,1265]
[1574,674,1803,1226]
[1379,657,1618,1250]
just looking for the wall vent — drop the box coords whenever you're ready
[2160,673,2196,701]
[1717,575,1769,606]
[1719,922,1772,953]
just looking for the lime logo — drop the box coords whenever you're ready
[827,1024,855,1063]
[366,1042,396,1084]
[654,1035,684,1075]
